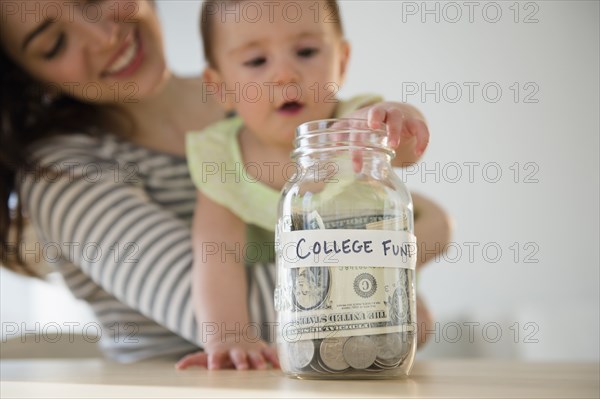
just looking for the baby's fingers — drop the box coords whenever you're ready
[208,350,231,370]
[262,346,281,368]
[229,348,250,370]
[367,105,387,131]
[405,118,430,156]
[247,350,268,370]
[352,150,363,173]
[367,106,408,149]
[382,108,405,148]
[175,351,208,370]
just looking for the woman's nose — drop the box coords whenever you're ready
[74,12,120,51]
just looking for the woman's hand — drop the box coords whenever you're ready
[176,338,279,370]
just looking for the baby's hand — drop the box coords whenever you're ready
[348,101,430,156]
[175,338,279,370]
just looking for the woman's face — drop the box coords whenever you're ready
[0,0,169,103]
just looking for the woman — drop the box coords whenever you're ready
[0,0,447,365]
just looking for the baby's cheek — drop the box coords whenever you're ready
[237,104,264,123]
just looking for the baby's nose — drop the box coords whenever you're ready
[272,59,300,85]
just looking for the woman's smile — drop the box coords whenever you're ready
[102,28,144,79]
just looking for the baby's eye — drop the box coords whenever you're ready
[297,48,319,58]
[43,33,66,60]
[243,56,266,67]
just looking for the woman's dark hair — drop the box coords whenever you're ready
[200,0,344,68]
[0,46,123,276]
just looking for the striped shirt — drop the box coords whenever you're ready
[20,133,277,363]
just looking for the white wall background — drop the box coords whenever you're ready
[2,0,598,361]
[156,0,600,361]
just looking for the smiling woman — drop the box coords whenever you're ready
[0,0,228,362]
[1,0,168,101]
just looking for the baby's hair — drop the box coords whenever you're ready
[200,0,344,68]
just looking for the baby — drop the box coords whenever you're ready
[181,0,429,370]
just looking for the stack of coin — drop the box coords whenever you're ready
[283,332,413,374]
[370,333,411,369]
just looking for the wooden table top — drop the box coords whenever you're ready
[1,358,598,398]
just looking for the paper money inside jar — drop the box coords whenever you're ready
[275,118,417,379]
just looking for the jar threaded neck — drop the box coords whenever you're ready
[292,118,395,160]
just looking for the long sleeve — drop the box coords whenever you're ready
[19,134,277,362]
[20,134,200,361]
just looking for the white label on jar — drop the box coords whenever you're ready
[277,229,417,270]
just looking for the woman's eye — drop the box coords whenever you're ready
[43,33,66,60]
[297,48,319,58]
[243,57,266,67]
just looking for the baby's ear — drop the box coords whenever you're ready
[202,67,220,85]
[202,68,234,111]
[338,40,351,86]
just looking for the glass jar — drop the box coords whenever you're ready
[275,119,417,379]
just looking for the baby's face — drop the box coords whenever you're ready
[205,0,349,150]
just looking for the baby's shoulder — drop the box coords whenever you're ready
[187,116,243,144]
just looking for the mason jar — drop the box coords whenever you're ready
[275,118,418,379]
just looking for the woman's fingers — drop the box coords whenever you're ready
[175,351,209,370]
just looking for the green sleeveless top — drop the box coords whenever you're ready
[186,94,382,262]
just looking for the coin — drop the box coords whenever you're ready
[319,337,350,371]
[310,359,329,374]
[374,359,402,369]
[288,339,315,370]
[342,335,377,369]
[371,333,406,361]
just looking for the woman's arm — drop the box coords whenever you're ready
[191,192,278,369]
[20,142,202,346]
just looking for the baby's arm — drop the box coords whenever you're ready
[412,192,452,269]
[187,192,278,370]
[412,192,452,347]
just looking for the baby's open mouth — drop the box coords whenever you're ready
[278,101,304,114]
